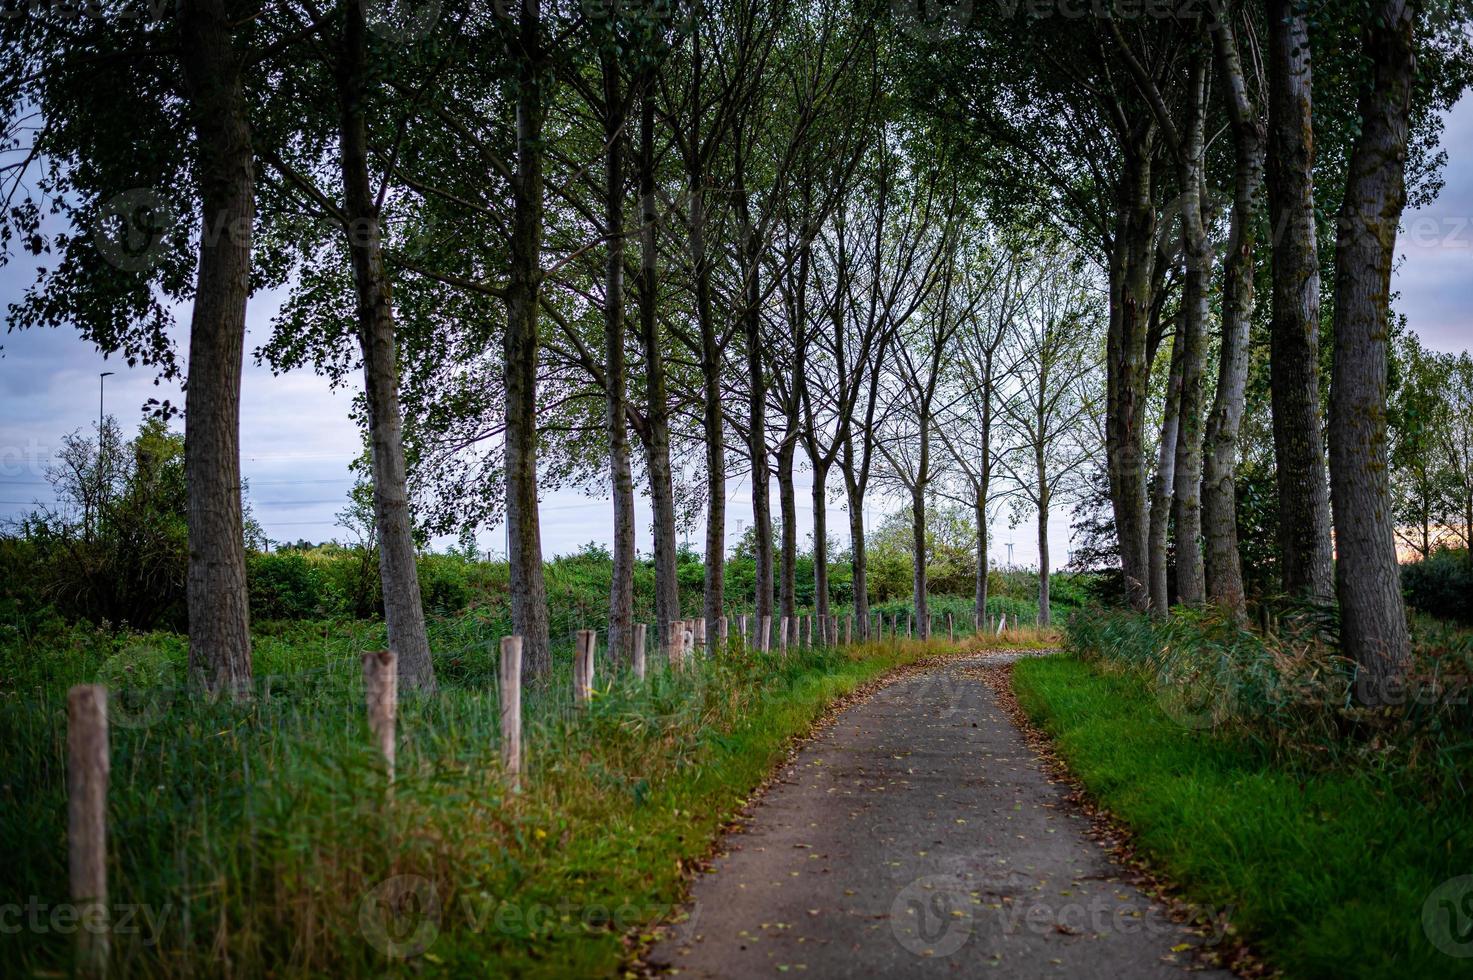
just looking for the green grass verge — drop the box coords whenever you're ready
[1012,655,1473,980]
[1,625,935,977]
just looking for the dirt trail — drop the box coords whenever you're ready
[646,652,1233,978]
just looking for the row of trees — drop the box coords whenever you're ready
[1,0,1100,692]
[902,0,1471,700]
[4,0,1468,703]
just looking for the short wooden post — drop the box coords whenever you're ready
[996,613,1006,635]
[718,615,729,648]
[948,611,955,641]
[694,617,707,653]
[669,620,684,671]
[739,614,748,645]
[363,650,397,782]
[574,629,596,703]
[633,623,647,680]
[760,615,772,652]
[499,636,522,790]
[68,684,109,978]
[845,615,853,645]
[906,613,913,639]
[779,617,788,655]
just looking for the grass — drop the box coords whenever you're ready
[1012,654,1473,980]
[0,614,961,977]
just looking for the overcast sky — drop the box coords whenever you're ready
[3,99,1470,568]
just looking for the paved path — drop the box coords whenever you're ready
[647,654,1233,978]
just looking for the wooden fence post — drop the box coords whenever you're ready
[633,623,647,680]
[760,615,772,652]
[718,615,729,649]
[68,684,108,979]
[574,629,596,703]
[948,611,955,641]
[779,617,788,655]
[363,650,397,782]
[996,614,1006,635]
[669,621,685,671]
[499,636,522,790]
[845,615,853,646]
[906,613,913,639]
[694,617,707,654]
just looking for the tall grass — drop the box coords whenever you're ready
[1064,607,1473,787]
[0,620,936,977]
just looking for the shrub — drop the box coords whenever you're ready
[247,551,335,620]
[1402,548,1473,625]
[1065,608,1473,783]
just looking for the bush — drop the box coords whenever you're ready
[1064,608,1473,782]
[247,551,335,620]
[1402,548,1473,625]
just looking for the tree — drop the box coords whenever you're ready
[1327,0,1419,700]
[997,252,1102,627]
[1265,0,1336,603]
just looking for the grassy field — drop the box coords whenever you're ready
[0,615,965,977]
[1012,654,1473,980]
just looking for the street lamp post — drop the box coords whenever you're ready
[98,371,114,437]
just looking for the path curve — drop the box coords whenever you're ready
[646,652,1234,978]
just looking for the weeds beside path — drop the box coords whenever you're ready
[1013,653,1473,980]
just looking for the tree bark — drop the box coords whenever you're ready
[811,456,831,642]
[1106,144,1157,612]
[1170,62,1209,608]
[778,434,798,623]
[974,493,989,625]
[1202,10,1265,618]
[911,481,928,639]
[844,468,869,639]
[637,81,680,642]
[1267,0,1335,602]
[338,0,436,693]
[505,0,551,676]
[1037,479,1051,628]
[602,51,635,665]
[179,0,254,697]
[1148,319,1184,616]
[1329,0,1417,701]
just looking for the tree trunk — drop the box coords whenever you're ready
[1267,0,1335,602]
[505,0,551,676]
[1171,65,1209,608]
[602,51,635,665]
[778,435,798,623]
[698,265,725,638]
[638,75,679,641]
[911,482,928,639]
[1171,259,1207,606]
[1329,0,1417,702]
[811,456,831,643]
[338,0,435,692]
[1202,12,1265,619]
[743,261,772,624]
[844,469,869,639]
[1037,484,1051,628]
[1148,321,1184,616]
[1105,147,1157,612]
[973,491,989,625]
[179,0,253,697]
